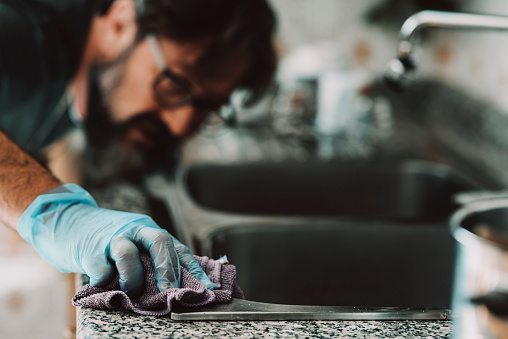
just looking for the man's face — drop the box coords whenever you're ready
[84,36,247,184]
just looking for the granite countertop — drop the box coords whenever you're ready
[77,306,452,339]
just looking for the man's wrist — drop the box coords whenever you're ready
[17,183,98,244]
[43,183,85,195]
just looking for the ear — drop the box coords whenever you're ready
[92,0,138,61]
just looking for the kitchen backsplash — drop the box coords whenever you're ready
[271,0,508,104]
[270,0,397,74]
[417,1,508,109]
[271,0,508,186]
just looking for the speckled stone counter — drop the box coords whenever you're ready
[77,306,452,339]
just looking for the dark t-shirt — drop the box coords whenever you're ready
[0,0,95,154]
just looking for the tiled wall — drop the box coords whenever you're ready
[417,1,508,110]
[271,0,508,186]
[270,0,397,76]
[271,0,508,106]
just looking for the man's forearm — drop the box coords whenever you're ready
[0,131,61,229]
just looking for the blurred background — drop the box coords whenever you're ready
[3,0,508,338]
[271,0,508,110]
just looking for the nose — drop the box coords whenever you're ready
[158,105,196,137]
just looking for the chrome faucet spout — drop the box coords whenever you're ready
[397,10,508,58]
[385,10,508,90]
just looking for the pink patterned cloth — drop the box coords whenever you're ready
[72,254,244,316]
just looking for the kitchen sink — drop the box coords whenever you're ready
[183,160,478,222]
[165,160,484,308]
[205,221,458,308]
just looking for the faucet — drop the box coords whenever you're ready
[385,10,508,89]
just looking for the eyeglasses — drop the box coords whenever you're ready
[146,34,234,120]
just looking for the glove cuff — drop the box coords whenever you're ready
[17,184,98,245]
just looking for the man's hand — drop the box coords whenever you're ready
[17,184,214,294]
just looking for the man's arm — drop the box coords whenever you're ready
[0,130,61,229]
[0,127,216,293]
[0,127,216,294]
[0,0,215,295]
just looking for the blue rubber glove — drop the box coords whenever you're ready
[17,184,214,294]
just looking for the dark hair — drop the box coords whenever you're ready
[94,0,115,15]
[135,0,277,104]
[94,0,277,104]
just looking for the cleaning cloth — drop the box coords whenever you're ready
[72,253,244,316]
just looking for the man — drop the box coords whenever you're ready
[0,0,276,295]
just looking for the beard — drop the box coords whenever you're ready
[82,58,181,188]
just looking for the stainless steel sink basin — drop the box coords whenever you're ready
[205,220,457,308]
[184,160,477,222]
[164,160,483,308]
